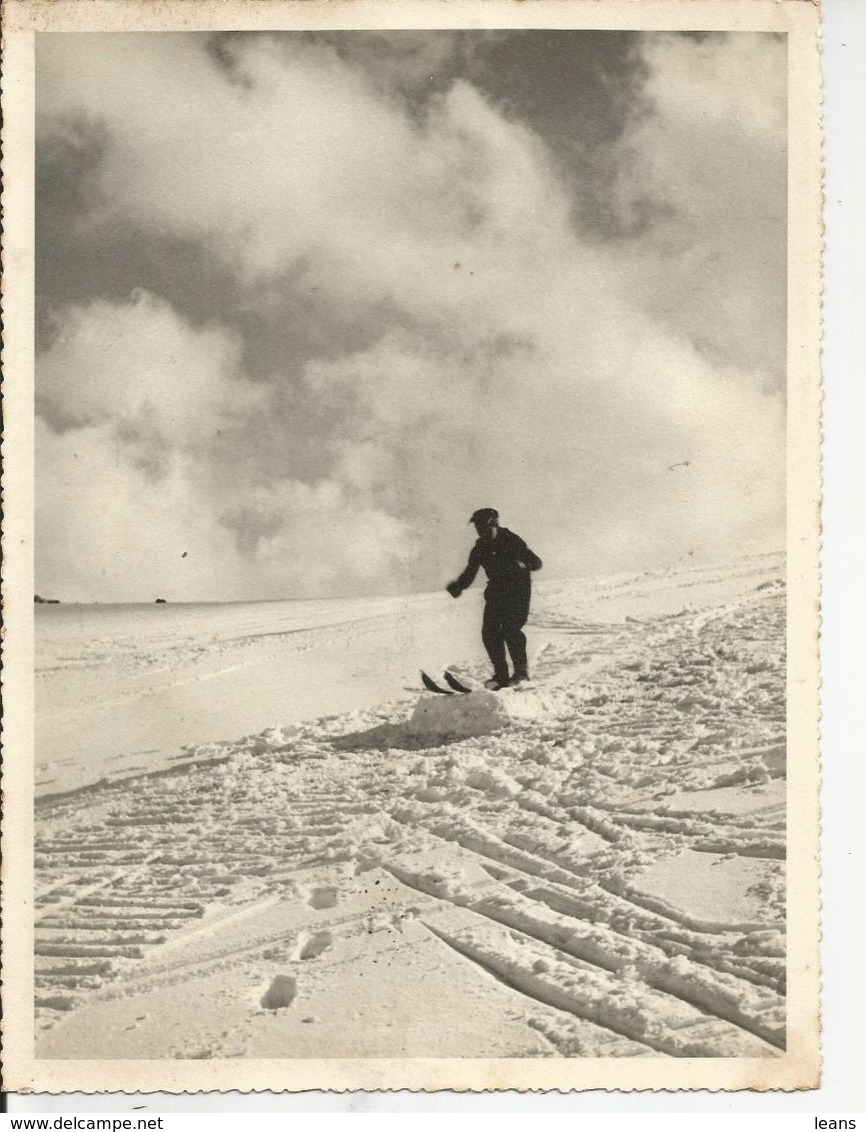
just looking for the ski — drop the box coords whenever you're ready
[421,671,454,695]
[443,670,474,694]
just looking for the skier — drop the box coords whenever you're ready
[446,508,542,690]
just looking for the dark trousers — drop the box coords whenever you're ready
[482,589,530,682]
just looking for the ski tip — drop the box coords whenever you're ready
[421,670,453,694]
[443,670,473,694]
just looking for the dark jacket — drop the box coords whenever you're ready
[452,528,542,600]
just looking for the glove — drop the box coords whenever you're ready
[446,581,462,598]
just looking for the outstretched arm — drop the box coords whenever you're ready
[447,548,480,597]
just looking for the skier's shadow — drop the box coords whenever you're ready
[331,720,455,753]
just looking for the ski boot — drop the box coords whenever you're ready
[484,675,510,691]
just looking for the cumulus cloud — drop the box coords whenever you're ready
[608,33,787,383]
[37,290,256,440]
[36,30,787,601]
[36,294,416,600]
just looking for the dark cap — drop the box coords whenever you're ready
[469,508,499,526]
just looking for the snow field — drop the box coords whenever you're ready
[34,555,786,1058]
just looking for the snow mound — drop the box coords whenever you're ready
[408,689,543,740]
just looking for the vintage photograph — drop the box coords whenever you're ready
[2,0,821,1095]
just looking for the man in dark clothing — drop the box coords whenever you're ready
[446,508,543,690]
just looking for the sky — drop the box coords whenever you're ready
[35,29,787,602]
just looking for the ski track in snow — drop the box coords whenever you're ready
[34,555,786,1059]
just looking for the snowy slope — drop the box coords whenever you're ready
[35,591,488,798]
[34,553,786,1058]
